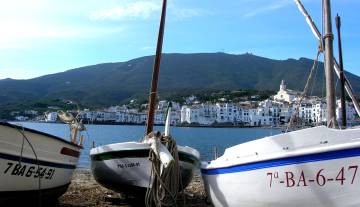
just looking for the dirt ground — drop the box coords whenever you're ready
[58,169,210,207]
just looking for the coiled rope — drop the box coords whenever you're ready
[145,133,182,207]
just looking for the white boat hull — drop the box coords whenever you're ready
[0,122,81,200]
[90,142,200,196]
[202,126,360,207]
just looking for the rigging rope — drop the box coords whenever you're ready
[16,126,42,206]
[286,49,321,132]
[309,58,319,96]
[145,133,182,207]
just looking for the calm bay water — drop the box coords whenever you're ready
[14,122,281,168]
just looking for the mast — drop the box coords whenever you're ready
[146,0,167,135]
[323,0,337,128]
[295,0,360,117]
[335,14,347,127]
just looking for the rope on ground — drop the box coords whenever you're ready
[145,133,182,207]
[286,49,321,132]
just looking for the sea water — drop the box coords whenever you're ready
[13,122,281,168]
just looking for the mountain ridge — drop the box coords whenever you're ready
[0,52,359,107]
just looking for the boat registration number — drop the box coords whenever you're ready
[267,165,358,188]
[117,162,140,169]
[3,162,55,180]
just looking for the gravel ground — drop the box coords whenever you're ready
[58,169,210,207]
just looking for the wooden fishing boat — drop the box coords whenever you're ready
[0,120,83,201]
[90,0,200,200]
[91,141,199,195]
[201,0,360,206]
[202,126,360,207]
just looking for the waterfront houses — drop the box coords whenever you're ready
[76,105,180,126]
[179,81,358,127]
[15,80,359,127]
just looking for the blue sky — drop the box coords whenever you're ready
[0,0,359,80]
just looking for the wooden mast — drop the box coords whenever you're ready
[323,0,337,128]
[146,0,167,135]
[294,0,360,117]
[335,14,347,127]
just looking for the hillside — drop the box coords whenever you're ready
[0,53,359,107]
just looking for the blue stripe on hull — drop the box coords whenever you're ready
[201,147,360,175]
[0,152,77,169]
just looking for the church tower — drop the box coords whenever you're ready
[280,80,286,91]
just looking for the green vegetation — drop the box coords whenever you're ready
[0,99,80,119]
[0,53,359,119]
[162,89,274,104]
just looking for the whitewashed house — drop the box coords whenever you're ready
[299,103,313,123]
[79,110,97,121]
[278,104,293,124]
[157,101,168,111]
[45,112,58,122]
[215,103,237,123]
[311,101,327,123]
[170,110,181,125]
[197,104,217,125]
[154,111,165,125]
[15,116,29,121]
[128,113,140,123]
[336,100,356,126]
[96,111,116,122]
[241,108,251,125]
[181,105,201,124]
[115,111,127,123]
[139,113,147,124]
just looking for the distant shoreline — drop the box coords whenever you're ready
[10,120,285,129]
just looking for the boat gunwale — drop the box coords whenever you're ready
[0,122,83,149]
[90,141,200,158]
[90,147,200,165]
[201,142,360,175]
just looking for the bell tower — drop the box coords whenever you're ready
[280,80,286,91]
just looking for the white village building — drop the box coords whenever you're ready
[336,100,357,126]
[274,80,301,103]
[45,112,58,122]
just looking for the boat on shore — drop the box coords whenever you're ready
[0,119,83,202]
[90,0,200,202]
[91,141,199,195]
[0,1,87,199]
[202,126,360,206]
[201,0,360,206]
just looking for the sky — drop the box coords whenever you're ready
[0,0,359,80]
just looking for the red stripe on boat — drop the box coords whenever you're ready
[61,147,80,158]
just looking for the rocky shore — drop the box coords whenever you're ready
[58,169,209,207]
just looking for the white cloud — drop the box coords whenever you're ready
[242,0,292,18]
[171,8,203,20]
[0,19,125,49]
[0,0,126,49]
[89,1,161,21]
[140,46,155,51]
[89,0,208,21]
